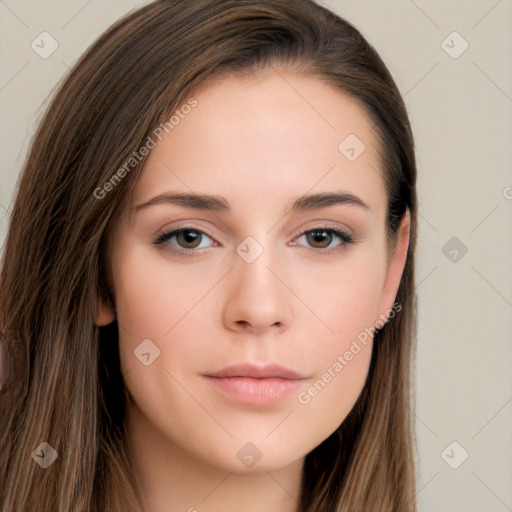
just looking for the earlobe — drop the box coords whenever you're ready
[375,209,411,324]
[94,297,116,326]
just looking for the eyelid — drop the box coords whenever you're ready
[153,224,218,249]
[289,224,355,253]
[290,220,354,240]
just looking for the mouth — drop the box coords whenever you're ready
[203,362,309,405]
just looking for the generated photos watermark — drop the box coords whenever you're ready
[297,301,402,405]
[93,97,198,200]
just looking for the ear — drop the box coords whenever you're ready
[375,209,411,323]
[94,293,116,326]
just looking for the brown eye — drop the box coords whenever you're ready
[153,227,215,253]
[175,229,202,249]
[305,229,333,249]
[294,227,354,254]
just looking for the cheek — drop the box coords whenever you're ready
[290,341,372,461]
[287,256,383,442]
[291,244,387,347]
[279,243,385,433]
[112,241,216,365]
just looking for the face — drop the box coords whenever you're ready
[96,69,409,474]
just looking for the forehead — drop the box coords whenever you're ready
[133,70,387,220]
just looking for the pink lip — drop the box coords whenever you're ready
[203,362,308,405]
[206,362,306,380]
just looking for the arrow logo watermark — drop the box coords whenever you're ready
[134,338,161,366]
[338,133,366,162]
[236,442,262,469]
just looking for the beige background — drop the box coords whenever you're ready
[1,1,511,510]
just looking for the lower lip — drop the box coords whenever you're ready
[203,376,305,405]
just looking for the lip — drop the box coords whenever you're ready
[206,362,306,380]
[203,362,309,405]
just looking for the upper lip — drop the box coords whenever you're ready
[205,362,307,380]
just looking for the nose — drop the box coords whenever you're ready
[222,239,294,335]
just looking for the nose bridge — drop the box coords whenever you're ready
[234,231,283,297]
[223,229,293,332]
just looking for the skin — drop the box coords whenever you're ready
[95,68,410,512]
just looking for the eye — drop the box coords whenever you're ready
[153,225,355,257]
[153,227,215,255]
[293,226,354,254]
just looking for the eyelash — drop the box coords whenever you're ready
[153,225,355,257]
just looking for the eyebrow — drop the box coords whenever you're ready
[134,190,371,213]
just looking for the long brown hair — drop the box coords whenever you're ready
[0,1,418,510]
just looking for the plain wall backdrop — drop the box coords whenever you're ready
[0,1,511,511]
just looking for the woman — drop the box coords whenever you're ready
[0,0,418,510]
